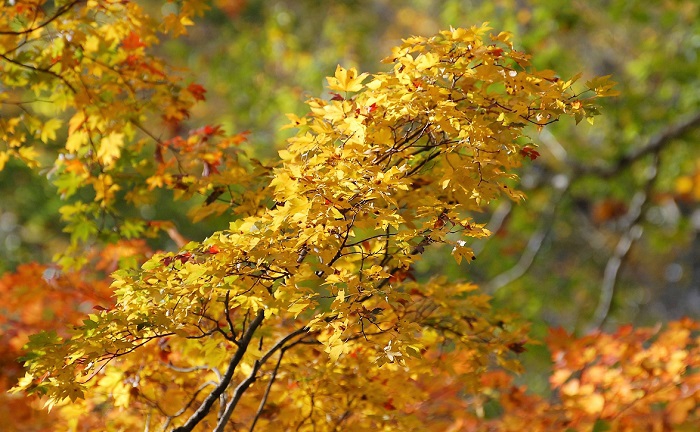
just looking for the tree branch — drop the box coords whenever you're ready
[576,111,700,178]
[248,349,285,432]
[0,52,77,93]
[587,155,660,331]
[0,0,84,36]
[485,178,570,294]
[173,309,265,432]
[214,326,310,431]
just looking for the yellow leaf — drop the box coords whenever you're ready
[326,65,368,93]
[12,372,34,391]
[675,176,693,195]
[40,118,62,143]
[581,393,605,415]
[18,146,40,167]
[287,301,310,318]
[281,113,307,130]
[84,35,100,53]
[328,343,344,363]
[415,52,439,71]
[97,132,124,167]
[68,111,86,134]
[66,130,89,153]
[329,205,344,219]
[0,151,9,171]
[333,289,345,307]
[93,174,120,204]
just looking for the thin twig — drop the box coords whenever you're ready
[0,0,84,36]
[249,349,286,432]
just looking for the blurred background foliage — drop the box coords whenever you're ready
[2,0,699,396]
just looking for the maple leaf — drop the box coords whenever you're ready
[122,31,146,50]
[40,119,61,144]
[520,146,540,160]
[326,65,368,92]
[97,132,124,167]
[187,83,207,101]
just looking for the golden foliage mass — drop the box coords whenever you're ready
[3,2,695,431]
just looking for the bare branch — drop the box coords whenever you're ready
[248,349,285,432]
[587,156,659,330]
[173,309,265,432]
[589,223,644,331]
[485,179,570,294]
[576,111,700,178]
[214,326,310,432]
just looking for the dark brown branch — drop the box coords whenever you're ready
[248,349,285,432]
[214,326,310,432]
[173,309,265,432]
[0,52,77,93]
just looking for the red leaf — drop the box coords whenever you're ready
[202,125,220,136]
[330,92,344,101]
[520,146,540,161]
[507,341,528,354]
[122,31,146,50]
[489,47,504,57]
[187,83,207,102]
[162,252,193,266]
[177,252,192,264]
[383,398,397,411]
[125,54,139,66]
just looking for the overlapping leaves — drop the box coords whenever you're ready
[9,24,619,430]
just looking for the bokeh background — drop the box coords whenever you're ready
[2,0,699,401]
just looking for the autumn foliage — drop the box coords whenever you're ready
[1,1,698,431]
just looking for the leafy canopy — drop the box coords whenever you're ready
[3,1,696,431]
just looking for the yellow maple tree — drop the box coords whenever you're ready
[2,2,697,431]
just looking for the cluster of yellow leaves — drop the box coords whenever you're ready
[8,24,622,430]
[0,1,264,267]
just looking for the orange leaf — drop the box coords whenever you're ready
[187,83,207,102]
[122,31,146,50]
